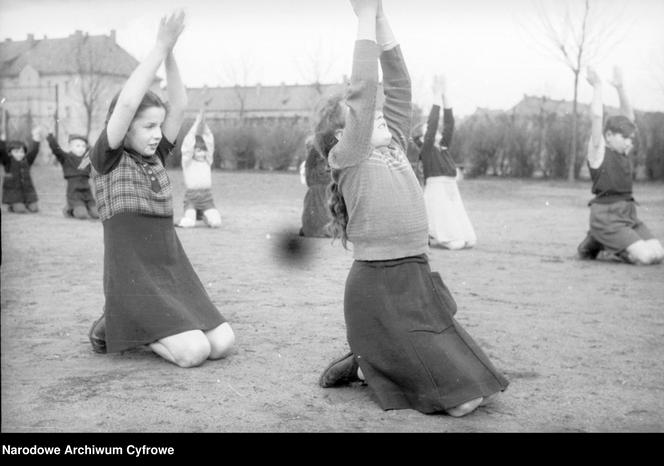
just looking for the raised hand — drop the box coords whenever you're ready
[432,74,447,97]
[350,0,379,17]
[31,125,46,141]
[156,10,185,52]
[586,66,601,87]
[610,66,624,89]
[377,0,385,18]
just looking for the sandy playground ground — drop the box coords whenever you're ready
[1,164,663,432]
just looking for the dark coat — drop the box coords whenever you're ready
[1,140,39,205]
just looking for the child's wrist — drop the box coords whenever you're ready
[154,42,171,56]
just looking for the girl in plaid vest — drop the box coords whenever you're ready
[86,11,234,367]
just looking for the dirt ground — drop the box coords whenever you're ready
[1,164,663,433]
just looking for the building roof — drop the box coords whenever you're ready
[0,31,138,78]
[510,95,587,116]
[185,82,346,115]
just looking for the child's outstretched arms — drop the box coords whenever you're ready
[436,75,454,149]
[26,126,42,165]
[610,66,635,122]
[45,127,67,164]
[421,80,441,157]
[586,66,604,169]
[328,0,379,169]
[201,118,214,166]
[377,0,411,151]
[106,11,185,149]
[162,48,187,143]
[180,111,201,167]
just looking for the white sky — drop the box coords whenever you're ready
[1,0,663,116]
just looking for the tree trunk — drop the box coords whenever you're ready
[568,71,580,182]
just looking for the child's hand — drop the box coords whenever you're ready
[31,125,45,141]
[610,66,624,89]
[156,10,185,51]
[432,74,447,97]
[350,0,379,17]
[585,66,601,87]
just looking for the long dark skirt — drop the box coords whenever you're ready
[300,184,331,238]
[103,213,226,353]
[344,255,508,413]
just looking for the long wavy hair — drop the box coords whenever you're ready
[312,93,349,248]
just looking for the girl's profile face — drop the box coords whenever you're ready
[125,106,166,156]
[371,111,392,148]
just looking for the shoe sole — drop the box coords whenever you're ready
[318,352,357,388]
[88,317,107,354]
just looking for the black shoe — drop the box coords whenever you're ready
[319,352,360,388]
[88,315,107,354]
[577,233,603,260]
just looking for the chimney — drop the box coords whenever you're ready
[109,29,116,43]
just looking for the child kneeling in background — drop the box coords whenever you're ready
[176,104,221,228]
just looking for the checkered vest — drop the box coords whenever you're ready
[92,152,173,221]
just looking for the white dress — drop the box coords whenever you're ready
[423,174,476,248]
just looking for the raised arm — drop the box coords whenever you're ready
[201,120,214,166]
[26,126,42,165]
[46,132,67,164]
[328,0,379,169]
[420,104,440,159]
[376,1,411,151]
[610,66,635,122]
[161,49,187,143]
[586,66,604,169]
[106,11,184,149]
[0,140,8,169]
[438,76,454,148]
[180,112,200,167]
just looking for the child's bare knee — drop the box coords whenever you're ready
[172,340,211,368]
[11,203,27,213]
[628,249,654,265]
[208,323,235,360]
[204,209,221,228]
[73,206,89,219]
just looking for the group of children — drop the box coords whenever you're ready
[2,0,662,420]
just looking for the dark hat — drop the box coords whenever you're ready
[604,115,636,138]
[7,140,28,153]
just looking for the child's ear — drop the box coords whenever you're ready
[334,129,344,141]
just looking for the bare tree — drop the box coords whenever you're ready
[528,0,627,181]
[649,47,664,97]
[294,40,337,95]
[221,56,258,123]
[75,34,106,140]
